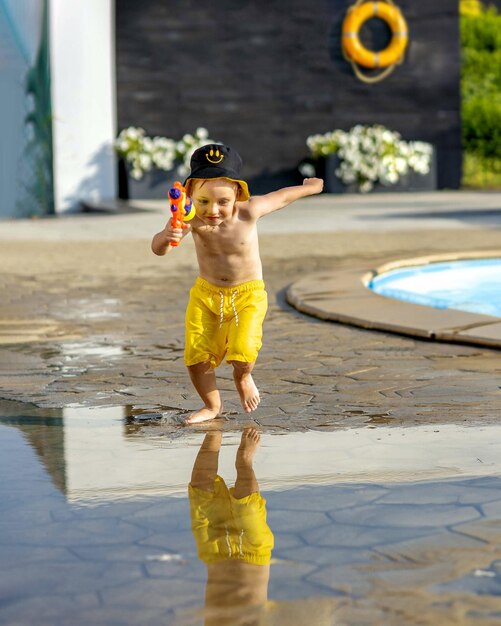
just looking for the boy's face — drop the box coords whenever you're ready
[191,179,238,226]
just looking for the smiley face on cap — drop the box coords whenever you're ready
[184,144,250,201]
[205,148,224,164]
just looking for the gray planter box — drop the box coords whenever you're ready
[120,160,180,199]
[318,149,437,193]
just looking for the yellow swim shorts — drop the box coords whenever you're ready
[184,277,268,368]
[188,476,274,565]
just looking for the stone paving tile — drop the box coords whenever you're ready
[266,560,319,582]
[120,497,189,521]
[267,578,338,602]
[98,577,203,612]
[270,532,305,550]
[136,529,198,554]
[378,481,501,506]
[372,528,490,564]
[0,561,111,598]
[0,517,150,548]
[69,542,178,564]
[266,509,330,533]
[274,544,370,567]
[372,561,461,588]
[305,562,373,597]
[480,499,501,517]
[301,522,438,549]
[0,544,73,566]
[0,593,103,626]
[436,569,501,596]
[330,503,481,529]
[267,485,389,512]
[143,559,204,581]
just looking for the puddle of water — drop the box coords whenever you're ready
[53,297,122,321]
[60,342,125,360]
[1,401,500,625]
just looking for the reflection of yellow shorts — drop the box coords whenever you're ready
[188,476,274,565]
[184,277,268,368]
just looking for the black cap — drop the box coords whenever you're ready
[184,144,250,200]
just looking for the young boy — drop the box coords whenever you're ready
[151,144,323,424]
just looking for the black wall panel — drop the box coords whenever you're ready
[116,0,462,191]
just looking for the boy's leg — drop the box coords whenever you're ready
[190,431,222,492]
[185,360,223,424]
[229,360,260,413]
[233,427,260,499]
[226,285,267,414]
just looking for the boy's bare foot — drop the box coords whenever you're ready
[234,373,260,413]
[236,427,261,465]
[184,404,223,425]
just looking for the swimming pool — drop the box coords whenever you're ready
[369,258,501,317]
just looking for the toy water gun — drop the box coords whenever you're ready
[168,181,195,247]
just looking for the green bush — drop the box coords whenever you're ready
[461,48,501,99]
[463,152,501,188]
[461,8,501,52]
[462,94,501,159]
[461,4,501,164]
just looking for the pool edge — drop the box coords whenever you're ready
[286,251,501,350]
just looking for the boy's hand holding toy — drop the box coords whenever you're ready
[167,181,195,247]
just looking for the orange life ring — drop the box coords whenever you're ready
[342,1,408,69]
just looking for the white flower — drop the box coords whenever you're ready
[139,154,152,169]
[306,124,432,192]
[123,127,145,140]
[114,127,219,178]
[130,168,144,180]
[299,162,316,177]
[395,157,408,174]
[196,127,209,139]
[177,164,189,177]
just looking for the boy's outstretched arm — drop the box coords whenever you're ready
[246,178,323,217]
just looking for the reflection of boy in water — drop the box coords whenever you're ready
[188,428,274,624]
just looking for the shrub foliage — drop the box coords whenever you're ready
[461,3,501,160]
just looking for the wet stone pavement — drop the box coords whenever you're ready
[1,240,501,430]
[1,200,501,624]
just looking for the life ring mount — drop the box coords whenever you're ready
[342,0,409,83]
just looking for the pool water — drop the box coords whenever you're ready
[369,258,501,317]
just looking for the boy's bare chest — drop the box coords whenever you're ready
[193,222,257,254]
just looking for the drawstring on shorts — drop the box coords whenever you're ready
[225,526,232,557]
[218,290,239,328]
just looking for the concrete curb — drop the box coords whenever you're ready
[287,251,501,350]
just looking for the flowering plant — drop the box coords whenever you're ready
[305,125,433,193]
[114,126,215,180]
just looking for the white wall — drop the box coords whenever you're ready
[49,0,116,213]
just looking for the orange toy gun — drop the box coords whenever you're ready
[168,181,195,247]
